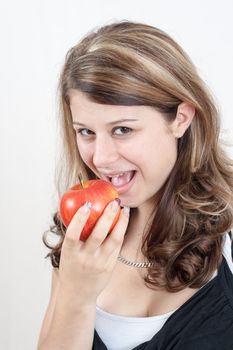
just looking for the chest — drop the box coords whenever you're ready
[97,264,152,316]
[97,263,198,317]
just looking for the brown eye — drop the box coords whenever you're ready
[113,127,132,135]
[77,128,94,136]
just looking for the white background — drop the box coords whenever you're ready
[0,1,232,349]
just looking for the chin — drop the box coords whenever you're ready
[119,198,141,209]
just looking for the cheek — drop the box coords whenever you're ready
[77,143,93,166]
[143,136,178,179]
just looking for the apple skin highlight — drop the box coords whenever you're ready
[59,179,121,241]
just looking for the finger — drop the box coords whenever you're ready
[63,201,92,248]
[84,199,121,253]
[101,206,130,257]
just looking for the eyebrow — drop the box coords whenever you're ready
[72,118,139,127]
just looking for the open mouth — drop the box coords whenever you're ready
[105,170,136,194]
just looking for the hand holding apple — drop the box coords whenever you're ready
[59,176,121,241]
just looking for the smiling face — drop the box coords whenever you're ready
[70,90,179,211]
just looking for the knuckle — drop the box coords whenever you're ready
[104,210,115,221]
[90,233,103,245]
[75,211,87,223]
[95,261,105,273]
[110,232,124,245]
[121,211,130,225]
[64,232,77,244]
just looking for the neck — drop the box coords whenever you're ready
[121,205,155,260]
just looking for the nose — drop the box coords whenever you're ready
[92,135,119,168]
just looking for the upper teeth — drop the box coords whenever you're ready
[109,173,124,178]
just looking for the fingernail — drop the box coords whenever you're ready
[111,199,120,212]
[81,201,92,214]
[115,198,121,206]
[123,206,130,217]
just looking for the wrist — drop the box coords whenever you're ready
[56,286,97,313]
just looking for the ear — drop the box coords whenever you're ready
[170,102,196,138]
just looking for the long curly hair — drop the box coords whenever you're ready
[43,20,233,292]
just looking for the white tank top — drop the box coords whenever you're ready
[95,233,233,350]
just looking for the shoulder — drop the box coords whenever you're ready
[151,253,233,349]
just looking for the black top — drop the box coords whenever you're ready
[93,255,233,350]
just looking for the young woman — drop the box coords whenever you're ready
[37,21,233,350]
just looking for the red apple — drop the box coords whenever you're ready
[59,179,121,241]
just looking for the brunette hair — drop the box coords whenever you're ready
[43,20,233,292]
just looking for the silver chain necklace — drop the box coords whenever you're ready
[117,253,155,268]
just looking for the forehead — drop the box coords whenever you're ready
[69,90,167,126]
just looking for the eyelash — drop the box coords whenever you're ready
[76,126,133,137]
